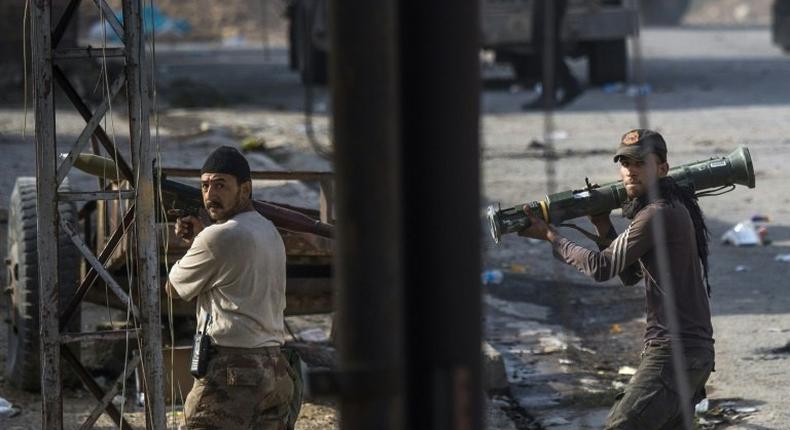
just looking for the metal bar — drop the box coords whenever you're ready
[91,0,125,41]
[60,219,140,320]
[79,353,142,430]
[60,329,139,344]
[56,73,126,185]
[400,0,483,428]
[32,0,63,427]
[123,0,166,427]
[54,47,125,59]
[58,190,135,201]
[330,0,404,428]
[161,167,334,181]
[53,65,135,182]
[60,206,135,331]
[52,0,83,48]
[62,346,132,428]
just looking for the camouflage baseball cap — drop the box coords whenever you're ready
[613,129,667,162]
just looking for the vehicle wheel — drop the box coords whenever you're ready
[509,54,542,87]
[587,39,628,86]
[640,0,690,26]
[3,177,81,391]
[774,0,790,52]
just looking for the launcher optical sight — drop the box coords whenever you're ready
[487,146,755,244]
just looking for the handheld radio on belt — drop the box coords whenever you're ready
[190,314,212,378]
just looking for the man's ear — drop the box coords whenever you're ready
[658,161,670,177]
[241,180,253,200]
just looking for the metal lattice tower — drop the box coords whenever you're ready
[31,0,165,427]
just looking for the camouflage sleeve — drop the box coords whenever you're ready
[551,211,653,283]
[597,224,643,286]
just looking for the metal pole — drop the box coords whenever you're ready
[399,0,483,428]
[122,0,166,427]
[32,0,63,427]
[329,0,404,428]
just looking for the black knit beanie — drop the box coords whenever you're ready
[201,146,251,183]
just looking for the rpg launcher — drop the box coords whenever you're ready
[487,146,755,244]
[70,153,335,239]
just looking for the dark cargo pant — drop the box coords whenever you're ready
[605,340,714,430]
[182,346,295,430]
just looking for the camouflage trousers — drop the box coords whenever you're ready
[605,340,714,430]
[182,346,294,430]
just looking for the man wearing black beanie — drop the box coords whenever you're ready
[165,146,296,429]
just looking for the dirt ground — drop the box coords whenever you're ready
[2,2,790,429]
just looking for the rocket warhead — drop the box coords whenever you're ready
[63,153,128,181]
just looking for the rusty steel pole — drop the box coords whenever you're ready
[400,0,483,429]
[330,0,404,428]
[32,0,63,427]
[122,0,166,428]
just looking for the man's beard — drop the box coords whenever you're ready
[206,190,244,222]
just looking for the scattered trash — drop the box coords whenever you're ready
[543,416,571,426]
[89,5,191,42]
[536,336,567,354]
[775,254,790,262]
[482,269,504,285]
[298,328,329,343]
[602,82,625,93]
[721,220,761,246]
[548,130,569,141]
[618,366,637,376]
[240,136,267,152]
[734,406,758,413]
[612,380,626,390]
[558,358,574,365]
[112,394,126,408]
[509,263,528,273]
[610,323,623,334]
[0,396,20,418]
[695,398,710,414]
[734,265,750,272]
[528,139,546,150]
[626,83,652,97]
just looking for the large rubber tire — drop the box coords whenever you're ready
[587,39,628,86]
[3,177,81,391]
[640,0,690,27]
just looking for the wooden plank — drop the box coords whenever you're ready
[59,206,134,331]
[32,0,63,426]
[161,167,333,181]
[62,346,132,428]
[319,179,334,223]
[53,47,125,59]
[123,0,166,426]
[56,72,126,185]
[91,0,125,41]
[60,219,140,320]
[79,354,141,430]
[60,329,139,344]
[53,65,135,182]
[58,190,135,201]
[52,0,83,48]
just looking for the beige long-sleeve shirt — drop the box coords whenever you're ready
[169,210,287,348]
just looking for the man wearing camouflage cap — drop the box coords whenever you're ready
[519,130,715,429]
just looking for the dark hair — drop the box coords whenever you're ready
[622,177,711,295]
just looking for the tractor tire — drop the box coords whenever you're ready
[3,177,81,391]
[587,39,628,86]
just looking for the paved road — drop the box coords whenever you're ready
[483,25,790,429]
